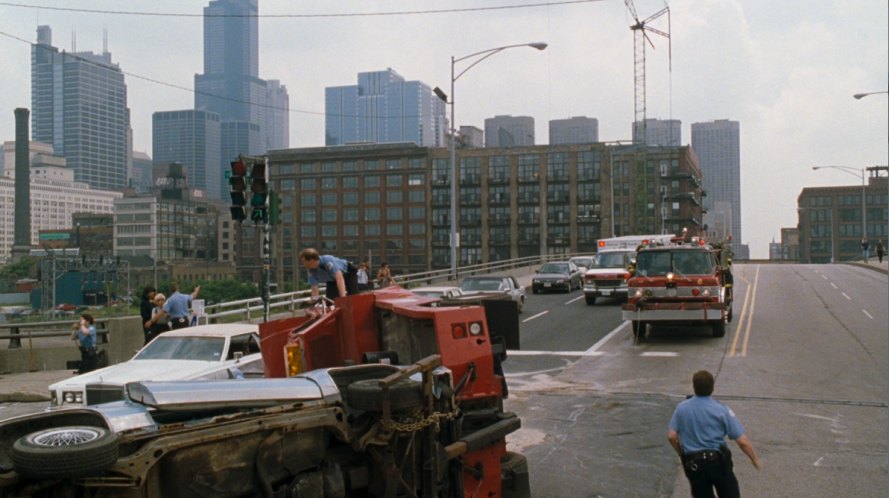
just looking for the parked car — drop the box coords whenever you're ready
[569,256,596,273]
[48,323,263,406]
[531,261,583,293]
[458,275,526,313]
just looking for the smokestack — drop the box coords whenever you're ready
[11,107,31,262]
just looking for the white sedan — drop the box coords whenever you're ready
[49,323,263,407]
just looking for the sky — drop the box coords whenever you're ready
[0,0,885,259]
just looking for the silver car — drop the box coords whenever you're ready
[458,275,526,313]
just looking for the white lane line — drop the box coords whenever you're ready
[830,282,838,289]
[565,295,584,305]
[507,350,605,357]
[841,292,851,300]
[813,456,824,467]
[640,352,679,357]
[586,321,630,353]
[522,310,549,323]
[821,275,828,280]
[863,309,874,320]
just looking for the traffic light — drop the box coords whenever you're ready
[229,159,247,221]
[250,162,269,224]
[269,190,281,225]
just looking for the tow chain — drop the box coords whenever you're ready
[381,407,459,433]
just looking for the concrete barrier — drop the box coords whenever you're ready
[0,316,143,374]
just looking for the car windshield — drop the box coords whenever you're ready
[595,252,630,268]
[135,336,226,362]
[540,263,569,274]
[634,250,714,276]
[460,279,503,291]
[571,258,593,268]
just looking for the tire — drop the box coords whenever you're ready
[585,295,596,306]
[711,320,726,338]
[12,426,119,479]
[500,451,531,498]
[347,377,423,413]
[632,321,646,342]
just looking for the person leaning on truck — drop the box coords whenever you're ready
[299,248,359,300]
[668,370,761,498]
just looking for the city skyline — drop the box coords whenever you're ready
[0,0,885,259]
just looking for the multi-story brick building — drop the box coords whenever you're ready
[258,143,703,289]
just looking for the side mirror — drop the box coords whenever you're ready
[234,351,243,362]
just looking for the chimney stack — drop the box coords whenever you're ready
[11,107,32,262]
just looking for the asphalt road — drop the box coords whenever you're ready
[502,263,888,497]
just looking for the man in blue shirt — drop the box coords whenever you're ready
[154,283,200,329]
[299,248,359,300]
[70,313,98,374]
[668,370,761,498]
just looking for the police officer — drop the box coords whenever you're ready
[668,370,761,497]
[299,248,359,300]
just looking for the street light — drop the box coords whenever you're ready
[853,90,888,100]
[812,165,867,258]
[434,42,547,279]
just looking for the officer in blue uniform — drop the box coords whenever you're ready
[299,248,359,300]
[668,370,761,497]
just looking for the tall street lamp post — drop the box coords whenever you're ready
[812,165,867,258]
[434,42,547,280]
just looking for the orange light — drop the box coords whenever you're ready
[642,239,649,245]
[598,240,606,248]
[285,342,303,377]
[452,324,467,339]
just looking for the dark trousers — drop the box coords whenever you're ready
[683,449,739,498]
[78,347,97,374]
[325,266,360,300]
[171,317,190,329]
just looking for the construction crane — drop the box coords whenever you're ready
[624,0,671,145]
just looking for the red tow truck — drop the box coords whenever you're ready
[621,236,734,341]
[0,286,528,497]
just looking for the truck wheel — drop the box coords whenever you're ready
[632,321,646,342]
[711,320,726,338]
[12,426,119,479]
[347,378,423,413]
[585,295,596,305]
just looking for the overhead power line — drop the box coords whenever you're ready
[0,1,601,18]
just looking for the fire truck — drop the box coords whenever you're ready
[621,236,734,341]
[584,234,674,305]
[0,287,528,497]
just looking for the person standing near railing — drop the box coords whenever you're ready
[70,313,97,374]
[299,248,359,299]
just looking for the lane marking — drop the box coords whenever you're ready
[640,352,678,357]
[740,265,760,356]
[830,283,838,289]
[814,457,824,467]
[565,295,584,305]
[730,279,753,356]
[821,275,828,280]
[863,309,874,320]
[729,265,760,356]
[586,321,630,353]
[841,292,851,300]
[522,310,549,323]
[507,350,605,357]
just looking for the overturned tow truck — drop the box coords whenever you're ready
[0,286,528,497]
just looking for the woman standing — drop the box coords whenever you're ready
[139,285,157,345]
[147,293,172,343]
[71,313,97,374]
[376,262,395,288]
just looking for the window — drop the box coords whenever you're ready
[322,193,338,206]
[365,176,381,188]
[409,207,426,220]
[365,208,380,221]
[300,178,316,190]
[321,177,337,189]
[343,177,358,188]
[387,191,403,204]
[409,190,426,203]
[386,175,403,187]
[387,207,403,220]
[365,191,381,204]
[408,173,425,186]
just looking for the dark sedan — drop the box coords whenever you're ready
[531,262,582,293]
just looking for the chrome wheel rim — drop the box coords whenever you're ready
[33,428,101,447]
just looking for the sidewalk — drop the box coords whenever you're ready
[0,369,73,402]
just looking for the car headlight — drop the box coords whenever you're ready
[555,279,565,284]
[633,289,643,298]
[702,288,711,297]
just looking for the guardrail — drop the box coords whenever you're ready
[1,319,111,350]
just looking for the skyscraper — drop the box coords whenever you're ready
[484,115,535,148]
[549,116,599,144]
[324,68,447,147]
[152,110,222,199]
[31,26,131,190]
[632,118,681,146]
[692,119,741,249]
[265,80,290,151]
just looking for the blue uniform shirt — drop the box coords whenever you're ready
[163,291,192,319]
[669,395,745,453]
[77,325,97,349]
[307,255,349,286]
